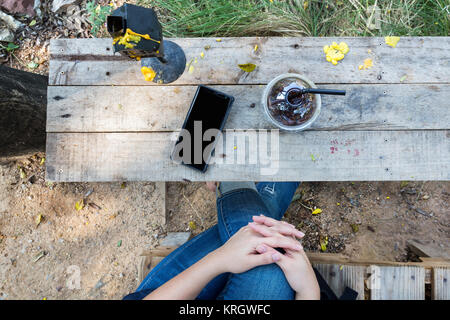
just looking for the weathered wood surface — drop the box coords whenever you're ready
[46,37,450,182]
[432,267,450,300]
[49,37,450,86]
[407,239,450,260]
[370,266,425,300]
[46,130,449,181]
[314,263,365,300]
[47,84,450,132]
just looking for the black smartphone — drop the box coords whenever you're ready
[171,85,234,173]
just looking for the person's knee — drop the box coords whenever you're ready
[218,264,294,300]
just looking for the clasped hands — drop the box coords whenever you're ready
[211,215,320,299]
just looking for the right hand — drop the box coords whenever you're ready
[249,215,320,300]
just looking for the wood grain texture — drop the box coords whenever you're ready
[45,130,449,182]
[432,267,450,300]
[314,263,365,300]
[46,84,450,132]
[370,266,425,300]
[48,37,450,86]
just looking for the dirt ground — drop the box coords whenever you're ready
[0,155,449,299]
[1,0,449,300]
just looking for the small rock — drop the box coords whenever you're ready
[94,280,105,290]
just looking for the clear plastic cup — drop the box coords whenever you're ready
[261,73,321,131]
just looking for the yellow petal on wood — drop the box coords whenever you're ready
[188,65,195,74]
[216,38,222,42]
[254,44,258,52]
[140,66,156,82]
[363,58,373,68]
[385,36,400,48]
[238,63,256,72]
[200,52,205,58]
[312,208,322,215]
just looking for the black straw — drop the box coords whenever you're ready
[301,88,346,96]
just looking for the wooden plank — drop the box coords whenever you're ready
[45,130,449,182]
[370,266,425,300]
[313,263,365,300]
[46,84,450,132]
[432,267,450,300]
[407,239,450,260]
[48,37,450,86]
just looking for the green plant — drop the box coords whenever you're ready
[137,0,449,38]
[1,42,19,53]
[86,1,113,37]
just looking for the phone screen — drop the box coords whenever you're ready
[172,86,234,172]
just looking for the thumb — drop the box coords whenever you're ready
[250,250,281,266]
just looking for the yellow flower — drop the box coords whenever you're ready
[323,42,349,65]
[141,66,156,82]
[385,36,400,48]
[359,58,373,70]
[312,208,322,215]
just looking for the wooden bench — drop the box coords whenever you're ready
[45,37,449,182]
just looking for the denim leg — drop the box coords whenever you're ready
[123,225,229,300]
[256,182,300,219]
[215,184,295,300]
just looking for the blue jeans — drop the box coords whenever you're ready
[123,182,300,300]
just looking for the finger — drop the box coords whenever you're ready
[248,222,275,237]
[252,215,277,227]
[250,221,304,239]
[253,215,297,230]
[250,250,282,266]
[260,235,303,251]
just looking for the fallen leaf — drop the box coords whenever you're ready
[204,45,211,50]
[320,236,328,252]
[18,166,26,179]
[312,208,322,215]
[29,20,37,27]
[400,181,409,188]
[238,63,256,72]
[400,75,407,82]
[350,224,359,233]
[33,251,46,263]
[216,38,222,42]
[75,199,84,211]
[40,157,45,165]
[120,182,126,189]
[188,65,195,73]
[310,154,316,162]
[188,221,197,230]
[35,214,43,227]
[385,36,400,48]
[303,1,308,10]
[27,61,39,70]
[117,240,122,247]
[254,44,258,52]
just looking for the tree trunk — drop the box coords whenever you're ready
[0,65,48,158]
